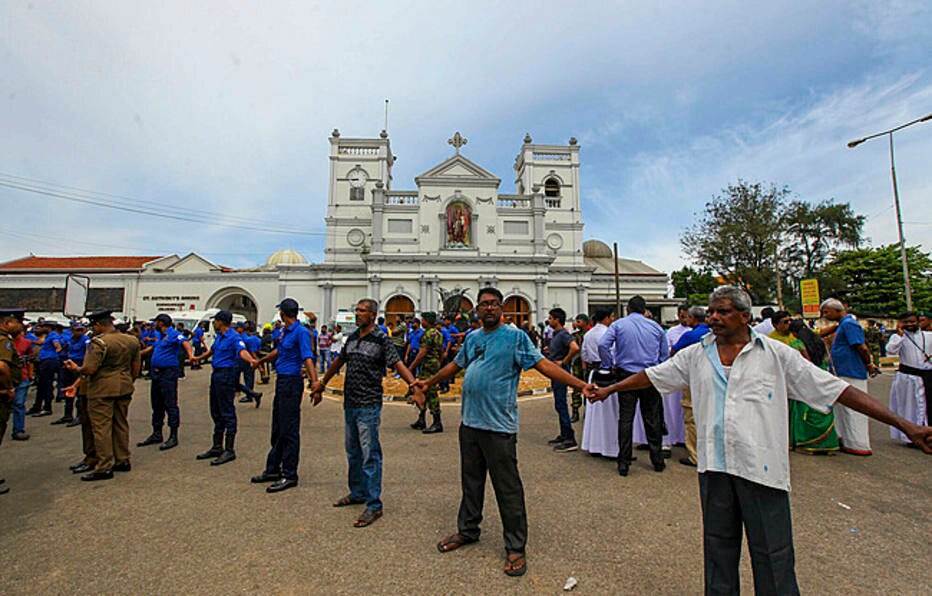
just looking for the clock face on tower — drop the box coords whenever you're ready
[348,168,368,188]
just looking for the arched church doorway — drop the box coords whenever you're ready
[385,295,415,325]
[503,295,530,328]
[207,287,259,322]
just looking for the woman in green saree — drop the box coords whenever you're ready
[787,319,840,454]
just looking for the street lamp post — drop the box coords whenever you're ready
[848,113,932,311]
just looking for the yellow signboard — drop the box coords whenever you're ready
[800,279,821,318]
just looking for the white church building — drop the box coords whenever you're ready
[0,131,673,325]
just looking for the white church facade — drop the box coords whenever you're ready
[0,131,673,324]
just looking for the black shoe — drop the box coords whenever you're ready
[0,485,9,495]
[266,477,298,493]
[25,407,40,416]
[253,392,262,408]
[251,471,282,483]
[679,457,697,467]
[635,444,649,451]
[50,416,73,425]
[12,431,30,440]
[617,463,629,477]
[554,440,579,453]
[159,436,178,451]
[653,462,666,472]
[570,407,580,423]
[111,461,131,472]
[423,413,443,434]
[661,448,672,459]
[81,470,114,482]
[210,450,236,466]
[410,411,426,430]
[71,463,94,474]
[239,396,254,403]
[137,433,163,447]
[33,410,52,418]
[547,435,565,445]
[66,418,82,428]
[196,446,223,460]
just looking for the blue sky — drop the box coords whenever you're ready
[1,1,930,273]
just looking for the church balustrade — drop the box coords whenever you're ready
[338,146,379,155]
[545,198,561,208]
[532,152,570,160]
[497,195,531,208]
[384,191,419,205]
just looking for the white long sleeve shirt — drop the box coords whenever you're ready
[886,331,932,370]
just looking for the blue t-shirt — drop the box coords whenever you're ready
[67,334,91,362]
[407,328,424,351]
[672,324,711,353]
[244,334,262,354]
[59,329,73,357]
[152,327,187,367]
[141,329,157,346]
[275,321,315,375]
[454,325,544,434]
[39,332,61,361]
[211,328,247,368]
[192,327,204,346]
[831,314,867,379]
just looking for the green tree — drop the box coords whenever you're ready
[820,244,932,316]
[682,180,787,303]
[671,266,718,305]
[780,199,864,280]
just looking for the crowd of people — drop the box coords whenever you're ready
[0,288,929,586]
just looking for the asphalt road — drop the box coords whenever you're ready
[1,371,929,594]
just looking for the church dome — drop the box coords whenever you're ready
[265,249,308,268]
[583,239,613,258]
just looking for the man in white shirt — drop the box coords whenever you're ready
[591,286,931,595]
[751,306,775,336]
[886,311,932,444]
[580,309,616,457]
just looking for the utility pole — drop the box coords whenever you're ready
[613,242,622,318]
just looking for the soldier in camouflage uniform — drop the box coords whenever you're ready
[570,314,590,423]
[0,313,26,495]
[864,320,886,363]
[408,312,444,434]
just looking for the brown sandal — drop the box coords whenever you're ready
[333,495,366,507]
[437,533,478,553]
[353,509,383,527]
[504,553,527,577]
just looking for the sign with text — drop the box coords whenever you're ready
[800,279,821,319]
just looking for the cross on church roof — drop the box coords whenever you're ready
[447,132,467,154]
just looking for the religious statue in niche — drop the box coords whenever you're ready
[446,201,471,248]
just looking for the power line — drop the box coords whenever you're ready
[0,171,316,231]
[0,178,327,236]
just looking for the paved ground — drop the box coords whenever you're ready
[1,371,929,594]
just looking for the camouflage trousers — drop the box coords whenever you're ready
[570,361,585,409]
[418,365,441,415]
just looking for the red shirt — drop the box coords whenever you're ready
[13,335,33,380]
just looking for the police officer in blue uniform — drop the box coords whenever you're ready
[28,321,62,417]
[191,311,257,466]
[53,322,91,426]
[236,322,263,406]
[138,313,195,451]
[191,322,207,369]
[251,298,319,493]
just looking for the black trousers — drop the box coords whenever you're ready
[34,359,59,411]
[60,367,79,418]
[264,375,303,479]
[150,366,181,430]
[699,472,798,596]
[236,360,255,394]
[457,424,527,554]
[616,369,664,467]
[209,367,238,436]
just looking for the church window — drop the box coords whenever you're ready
[503,220,529,235]
[387,219,413,234]
[350,187,365,201]
[544,178,560,197]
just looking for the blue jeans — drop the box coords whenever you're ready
[552,380,575,441]
[318,349,331,373]
[344,406,383,511]
[13,378,30,433]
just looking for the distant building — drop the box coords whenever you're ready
[0,131,672,323]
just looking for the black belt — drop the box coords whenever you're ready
[898,364,932,378]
